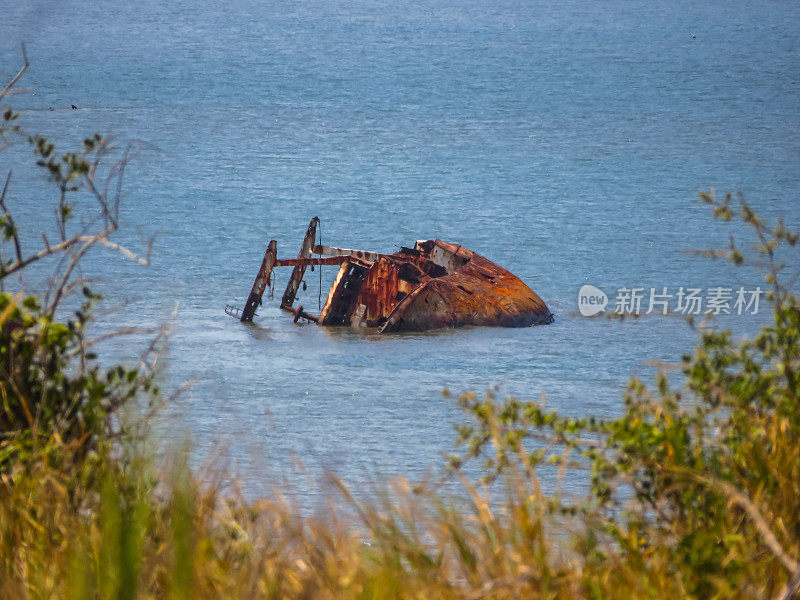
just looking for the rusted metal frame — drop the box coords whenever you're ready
[280,304,319,323]
[241,239,277,322]
[379,278,431,333]
[312,244,382,263]
[281,217,319,309]
[275,256,351,267]
[318,258,373,325]
[318,261,351,324]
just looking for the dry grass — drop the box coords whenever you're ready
[3,389,796,600]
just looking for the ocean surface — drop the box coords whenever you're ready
[2,0,799,502]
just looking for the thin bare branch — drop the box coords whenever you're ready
[0,42,28,103]
[166,376,198,403]
[775,571,800,600]
[0,87,33,99]
[91,296,141,318]
[47,228,121,315]
[683,248,730,260]
[69,326,159,357]
[696,474,800,576]
[56,185,68,242]
[112,144,131,222]
[138,302,178,377]
[48,245,97,315]
[57,276,89,302]
[0,171,23,263]
[1,227,153,285]
[1,228,110,278]
[523,428,603,449]
[83,175,111,228]
[92,236,151,265]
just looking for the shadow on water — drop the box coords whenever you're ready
[241,321,273,342]
[316,322,549,343]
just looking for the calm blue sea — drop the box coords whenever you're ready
[2,0,799,500]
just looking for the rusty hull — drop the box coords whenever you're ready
[318,240,552,332]
[235,218,553,332]
[383,241,552,332]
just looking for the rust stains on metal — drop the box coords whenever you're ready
[275,256,352,267]
[313,244,383,263]
[230,220,553,332]
[239,239,277,322]
[379,240,552,332]
[282,304,319,323]
[280,217,318,309]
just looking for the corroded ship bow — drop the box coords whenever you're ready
[227,218,553,332]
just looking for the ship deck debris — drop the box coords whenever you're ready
[226,217,553,332]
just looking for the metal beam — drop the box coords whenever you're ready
[241,239,277,322]
[281,217,319,308]
[280,304,319,323]
[313,244,382,263]
[275,256,351,267]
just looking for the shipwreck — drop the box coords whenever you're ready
[226,218,553,332]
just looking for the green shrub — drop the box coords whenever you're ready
[0,289,148,469]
